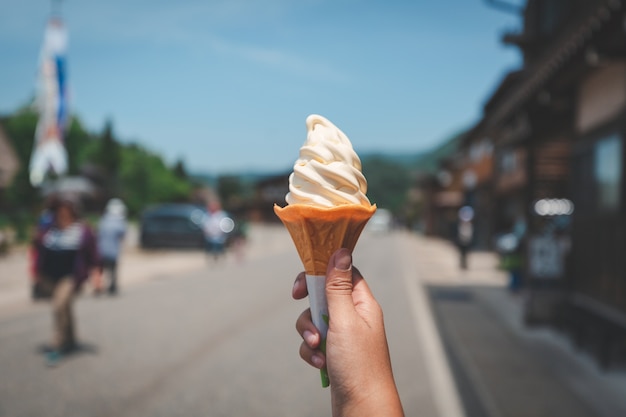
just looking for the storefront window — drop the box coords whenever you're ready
[594,134,622,211]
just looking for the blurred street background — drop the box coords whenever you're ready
[2,0,626,416]
[1,225,625,417]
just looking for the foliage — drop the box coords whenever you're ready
[361,155,412,214]
[118,144,192,216]
[358,129,467,225]
[173,159,188,180]
[65,117,96,175]
[0,108,195,228]
[1,109,40,212]
[97,119,122,195]
[412,130,466,174]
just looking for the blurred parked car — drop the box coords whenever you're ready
[140,203,207,249]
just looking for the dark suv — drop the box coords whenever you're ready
[139,203,207,249]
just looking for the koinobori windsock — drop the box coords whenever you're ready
[29,17,70,187]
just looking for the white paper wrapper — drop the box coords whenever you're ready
[306,274,330,387]
[306,275,329,335]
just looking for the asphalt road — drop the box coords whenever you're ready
[0,226,449,417]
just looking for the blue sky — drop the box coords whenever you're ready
[0,0,521,174]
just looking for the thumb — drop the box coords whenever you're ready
[325,248,356,320]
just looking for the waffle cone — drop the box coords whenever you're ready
[274,204,376,275]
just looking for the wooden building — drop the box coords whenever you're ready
[422,153,465,239]
[457,121,497,249]
[456,0,626,367]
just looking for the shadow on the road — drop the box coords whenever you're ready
[426,284,626,417]
[427,285,490,417]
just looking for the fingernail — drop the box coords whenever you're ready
[311,353,324,368]
[303,330,317,347]
[334,249,352,272]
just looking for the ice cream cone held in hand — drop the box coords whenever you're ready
[274,114,376,387]
[274,114,376,271]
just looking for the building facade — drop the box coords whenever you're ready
[428,0,626,368]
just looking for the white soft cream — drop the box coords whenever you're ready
[285,114,371,207]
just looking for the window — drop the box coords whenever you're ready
[499,148,525,174]
[594,134,622,211]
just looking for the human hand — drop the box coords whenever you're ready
[293,248,404,417]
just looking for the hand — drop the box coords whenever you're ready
[293,248,404,417]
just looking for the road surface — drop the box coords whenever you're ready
[0,225,451,417]
[2,225,624,417]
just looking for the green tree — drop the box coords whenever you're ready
[99,120,121,174]
[1,109,40,210]
[1,107,197,225]
[98,119,122,196]
[118,144,192,216]
[0,108,40,240]
[362,155,411,214]
[173,159,188,180]
[64,116,94,175]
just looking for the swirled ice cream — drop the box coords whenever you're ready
[275,114,376,387]
[285,114,371,207]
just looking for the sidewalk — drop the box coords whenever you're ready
[413,235,626,417]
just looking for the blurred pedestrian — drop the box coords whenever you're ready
[202,201,231,261]
[231,215,249,263]
[31,194,100,366]
[96,198,127,295]
[456,206,474,270]
[30,195,59,293]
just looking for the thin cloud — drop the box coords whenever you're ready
[52,0,351,83]
[205,36,350,83]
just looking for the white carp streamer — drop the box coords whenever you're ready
[29,18,70,186]
[286,114,370,207]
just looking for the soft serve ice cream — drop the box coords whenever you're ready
[285,114,371,207]
[275,114,376,388]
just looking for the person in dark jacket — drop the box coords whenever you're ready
[456,206,474,270]
[32,194,100,366]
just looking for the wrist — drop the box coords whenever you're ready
[332,375,403,417]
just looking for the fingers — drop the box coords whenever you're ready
[292,271,308,300]
[299,342,326,369]
[296,308,320,347]
[296,308,325,369]
[325,248,357,319]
